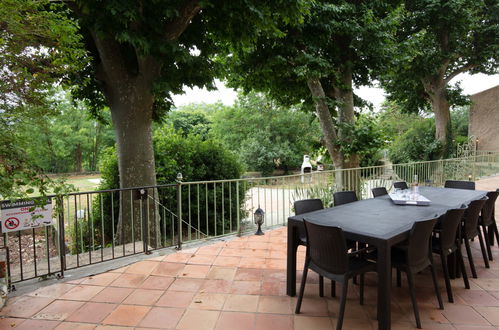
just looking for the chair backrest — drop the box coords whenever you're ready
[333,191,358,206]
[462,197,488,238]
[393,181,408,190]
[481,191,499,226]
[407,218,438,270]
[294,199,324,215]
[303,219,349,274]
[439,208,466,252]
[444,180,475,190]
[372,187,388,198]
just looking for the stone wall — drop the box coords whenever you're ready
[469,85,499,151]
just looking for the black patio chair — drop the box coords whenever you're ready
[295,220,377,330]
[392,218,444,329]
[393,181,408,190]
[432,208,469,303]
[478,191,499,261]
[333,191,358,206]
[444,180,475,190]
[461,197,489,278]
[372,187,388,198]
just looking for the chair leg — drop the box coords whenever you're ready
[331,280,336,297]
[337,280,349,330]
[295,259,310,314]
[396,269,402,287]
[406,270,422,329]
[493,223,499,246]
[477,230,490,268]
[319,275,324,297]
[464,238,477,278]
[430,263,444,310]
[359,273,365,305]
[482,225,493,261]
[457,248,470,289]
[440,253,453,303]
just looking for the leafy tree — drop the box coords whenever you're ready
[0,0,84,199]
[210,93,322,175]
[63,0,306,244]
[381,0,498,155]
[388,119,442,163]
[221,1,399,171]
[16,89,115,173]
[166,107,213,140]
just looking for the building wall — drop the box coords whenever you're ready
[469,85,499,151]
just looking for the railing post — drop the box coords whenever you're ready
[140,189,151,255]
[176,173,183,250]
[236,181,241,237]
[472,155,477,180]
[57,196,65,279]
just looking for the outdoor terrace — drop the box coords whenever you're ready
[1,176,498,330]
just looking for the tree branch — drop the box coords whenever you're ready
[164,0,201,41]
[444,63,477,84]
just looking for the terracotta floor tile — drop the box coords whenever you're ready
[269,250,287,259]
[197,246,222,256]
[28,283,76,299]
[258,296,293,314]
[188,254,217,265]
[263,269,287,282]
[294,315,333,330]
[213,256,241,267]
[201,279,232,294]
[260,281,286,296]
[472,278,499,291]
[234,268,264,281]
[341,318,376,330]
[456,290,499,306]
[95,326,135,330]
[66,302,117,323]
[138,306,184,329]
[55,322,97,330]
[15,319,61,330]
[474,306,499,326]
[81,272,121,286]
[125,260,159,275]
[453,325,498,330]
[190,292,227,310]
[230,280,261,295]
[0,317,26,328]
[441,304,489,325]
[139,275,174,290]
[239,257,267,269]
[207,266,236,280]
[176,309,220,330]
[60,285,104,301]
[0,295,54,318]
[255,313,293,330]
[102,304,150,326]
[266,258,286,270]
[246,242,270,250]
[215,311,255,330]
[110,273,147,288]
[168,278,205,292]
[163,252,192,263]
[91,287,133,303]
[180,264,211,278]
[223,294,259,312]
[156,291,196,308]
[122,288,163,305]
[33,300,85,321]
[151,262,185,277]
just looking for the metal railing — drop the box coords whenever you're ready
[3,151,499,286]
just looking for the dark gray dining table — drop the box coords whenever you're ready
[286,186,488,330]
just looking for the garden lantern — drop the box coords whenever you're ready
[254,206,265,235]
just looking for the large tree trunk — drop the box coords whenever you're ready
[109,86,161,248]
[333,67,359,169]
[426,83,453,157]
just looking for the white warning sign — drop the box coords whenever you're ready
[0,198,53,233]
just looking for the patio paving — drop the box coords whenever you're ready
[1,178,499,329]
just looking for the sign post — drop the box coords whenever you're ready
[0,199,53,233]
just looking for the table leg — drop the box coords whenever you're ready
[287,225,298,296]
[377,242,391,330]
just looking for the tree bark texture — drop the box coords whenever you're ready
[424,79,452,157]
